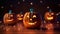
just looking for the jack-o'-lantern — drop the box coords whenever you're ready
[3,13,15,25]
[17,14,23,21]
[23,12,41,28]
[45,12,55,21]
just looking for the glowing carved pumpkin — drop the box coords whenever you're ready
[23,12,41,28]
[45,12,54,21]
[3,13,15,25]
[17,14,23,21]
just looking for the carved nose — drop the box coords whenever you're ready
[30,18,32,21]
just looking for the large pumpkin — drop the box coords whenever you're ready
[3,13,16,25]
[23,12,41,28]
[45,12,55,21]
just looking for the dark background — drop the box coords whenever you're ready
[0,0,60,21]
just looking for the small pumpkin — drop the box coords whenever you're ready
[3,13,15,25]
[45,12,54,21]
[17,14,23,21]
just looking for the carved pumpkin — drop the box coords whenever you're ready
[3,13,15,25]
[23,12,41,28]
[45,12,54,21]
[17,14,23,21]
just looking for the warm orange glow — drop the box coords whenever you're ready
[17,14,23,20]
[6,19,13,21]
[17,18,23,20]
[46,23,53,30]
[3,13,14,24]
[46,30,54,34]
[27,15,29,18]
[23,12,30,27]
[10,14,13,17]
[45,12,54,21]
[51,13,54,15]
[28,22,37,25]
[47,17,53,20]
[33,15,36,18]
[30,18,32,21]
[23,12,39,28]
[21,14,23,16]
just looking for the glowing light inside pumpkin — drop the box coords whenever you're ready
[17,14,23,20]
[33,15,36,18]
[3,10,14,23]
[10,14,13,17]
[30,18,32,21]
[51,13,54,15]
[6,14,13,22]
[21,14,23,16]
[28,22,37,25]
[47,17,53,20]
[23,12,40,28]
[6,19,13,22]
[17,18,23,20]
[27,15,29,18]
[45,12,54,20]
[3,13,14,24]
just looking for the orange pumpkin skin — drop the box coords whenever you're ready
[16,14,23,23]
[44,12,55,22]
[23,12,41,28]
[3,13,16,25]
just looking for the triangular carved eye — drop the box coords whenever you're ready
[10,14,13,17]
[17,14,23,17]
[51,13,54,15]
[21,14,23,17]
[33,15,36,18]
[30,18,32,21]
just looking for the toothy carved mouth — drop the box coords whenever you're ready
[47,17,53,20]
[28,22,37,25]
[6,19,13,21]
